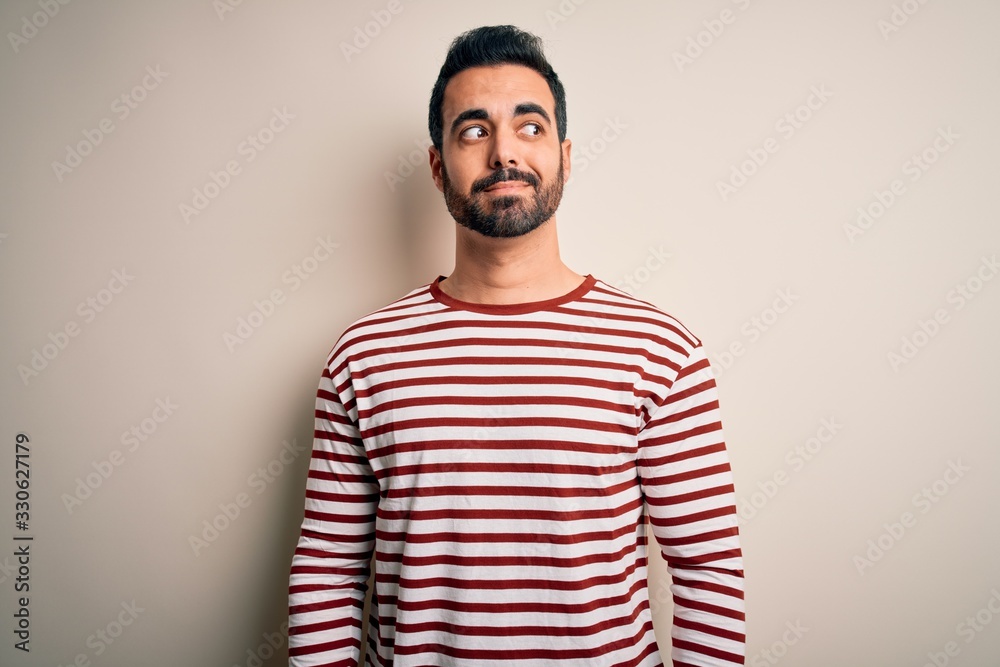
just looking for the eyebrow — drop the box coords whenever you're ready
[450,102,552,136]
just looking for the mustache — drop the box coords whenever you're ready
[472,169,539,194]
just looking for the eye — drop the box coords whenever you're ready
[521,122,542,136]
[460,126,487,140]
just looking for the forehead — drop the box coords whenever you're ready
[442,64,555,121]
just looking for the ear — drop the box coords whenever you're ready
[560,138,572,183]
[429,145,445,194]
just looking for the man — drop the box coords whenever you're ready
[288,25,745,667]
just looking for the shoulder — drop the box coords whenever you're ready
[582,277,704,354]
[322,279,444,370]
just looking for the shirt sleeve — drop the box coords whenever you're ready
[288,354,378,667]
[637,342,746,666]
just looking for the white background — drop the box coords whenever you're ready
[2,1,999,665]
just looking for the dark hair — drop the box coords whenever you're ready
[428,25,567,153]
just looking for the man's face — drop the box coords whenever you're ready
[431,64,571,238]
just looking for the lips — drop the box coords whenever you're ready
[484,181,530,193]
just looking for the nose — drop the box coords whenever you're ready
[488,130,519,169]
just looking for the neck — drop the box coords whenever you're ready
[440,215,585,305]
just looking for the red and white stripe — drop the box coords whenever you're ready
[289,275,745,666]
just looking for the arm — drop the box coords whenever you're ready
[637,342,746,666]
[288,355,378,666]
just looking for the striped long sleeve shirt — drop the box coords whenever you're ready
[288,274,745,667]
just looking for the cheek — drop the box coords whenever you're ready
[443,155,482,191]
[535,155,563,183]
[533,143,563,171]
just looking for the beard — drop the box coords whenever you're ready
[440,152,565,238]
